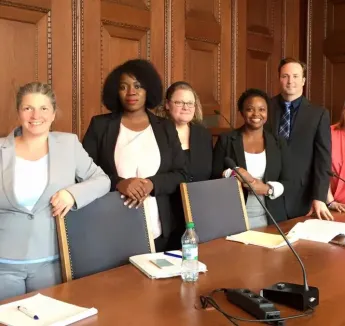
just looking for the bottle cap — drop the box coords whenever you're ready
[186,222,195,229]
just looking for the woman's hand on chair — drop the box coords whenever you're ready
[236,168,255,184]
[118,178,154,209]
[51,189,75,218]
[116,178,148,201]
[243,179,270,195]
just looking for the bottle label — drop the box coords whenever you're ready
[182,244,198,260]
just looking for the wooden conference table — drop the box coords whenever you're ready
[2,214,345,325]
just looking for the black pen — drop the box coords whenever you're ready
[164,252,182,259]
[17,306,39,320]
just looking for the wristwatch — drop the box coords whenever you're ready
[266,184,274,197]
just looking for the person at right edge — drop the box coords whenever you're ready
[267,57,333,220]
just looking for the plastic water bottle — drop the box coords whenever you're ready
[181,221,199,282]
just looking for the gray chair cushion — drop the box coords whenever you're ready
[64,192,152,279]
[183,177,247,243]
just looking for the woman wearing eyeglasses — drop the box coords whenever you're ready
[156,81,213,248]
[82,60,188,252]
[157,81,213,183]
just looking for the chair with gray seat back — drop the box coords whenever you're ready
[180,177,249,243]
[56,191,155,282]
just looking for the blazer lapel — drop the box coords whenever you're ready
[1,128,31,213]
[189,124,197,171]
[105,114,121,174]
[148,111,165,171]
[31,133,61,212]
[2,147,16,208]
[271,95,282,136]
[289,97,310,142]
[263,131,276,182]
[231,129,247,170]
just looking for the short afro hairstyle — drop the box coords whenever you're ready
[102,59,163,113]
[237,88,270,113]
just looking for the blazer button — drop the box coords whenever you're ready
[189,176,194,182]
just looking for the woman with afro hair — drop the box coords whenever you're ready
[83,59,188,251]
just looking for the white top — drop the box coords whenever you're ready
[14,155,48,211]
[223,151,284,229]
[114,124,162,239]
[244,151,267,226]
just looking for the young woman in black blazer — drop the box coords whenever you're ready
[155,81,213,247]
[82,59,188,252]
[212,88,289,228]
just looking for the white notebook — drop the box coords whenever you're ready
[129,250,207,279]
[0,293,97,326]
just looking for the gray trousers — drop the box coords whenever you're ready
[0,260,62,301]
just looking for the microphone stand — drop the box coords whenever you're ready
[214,110,233,129]
[329,171,345,184]
[230,164,319,311]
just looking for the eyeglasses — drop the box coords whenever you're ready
[171,100,195,108]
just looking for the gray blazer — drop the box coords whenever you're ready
[0,128,111,260]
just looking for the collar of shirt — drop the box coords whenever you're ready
[279,94,303,113]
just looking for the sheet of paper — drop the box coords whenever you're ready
[226,230,298,249]
[287,219,345,243]
[130,250,207,279]
[0,293,97,326]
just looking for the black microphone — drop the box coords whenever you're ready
[214,110,233,129]
[224,157,319,311]
[328,170,345,183]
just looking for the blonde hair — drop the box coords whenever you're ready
[156,81,203,123]
[16,82,57,111]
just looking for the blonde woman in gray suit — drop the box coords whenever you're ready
[0,82,110,301]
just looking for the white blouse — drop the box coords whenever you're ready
[14,155,48,211]
[114,124,162,239]
[224,151,284,228]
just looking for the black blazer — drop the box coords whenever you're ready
[82,110,188,238]
[187,123,213,182]
[169,123,213,248]
[212,127,288,224]
[268,95,331,218]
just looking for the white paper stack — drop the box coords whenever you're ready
[0,293,97,326]
[130,250,207,279]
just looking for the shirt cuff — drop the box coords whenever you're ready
[267,181,284,199]
[223,168,234,178]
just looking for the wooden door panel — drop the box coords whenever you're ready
[171,0,230,128]
[0,1,51,136]
[0,0,72,136]
[308,0,345,123]
[232,0,300,128]
[81,0,164,138]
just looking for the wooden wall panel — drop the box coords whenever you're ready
[81,0,165,138]
[0,18,36,136]
[171,0,231,128]
[51,0,73,133]
[0,0,73,136]
[307,0,345,123]
[232,0,301,127]
[0,0,310,137]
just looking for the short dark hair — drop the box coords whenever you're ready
[278,57,307,78]
[237,88,270,113]
[102,59,163,113]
